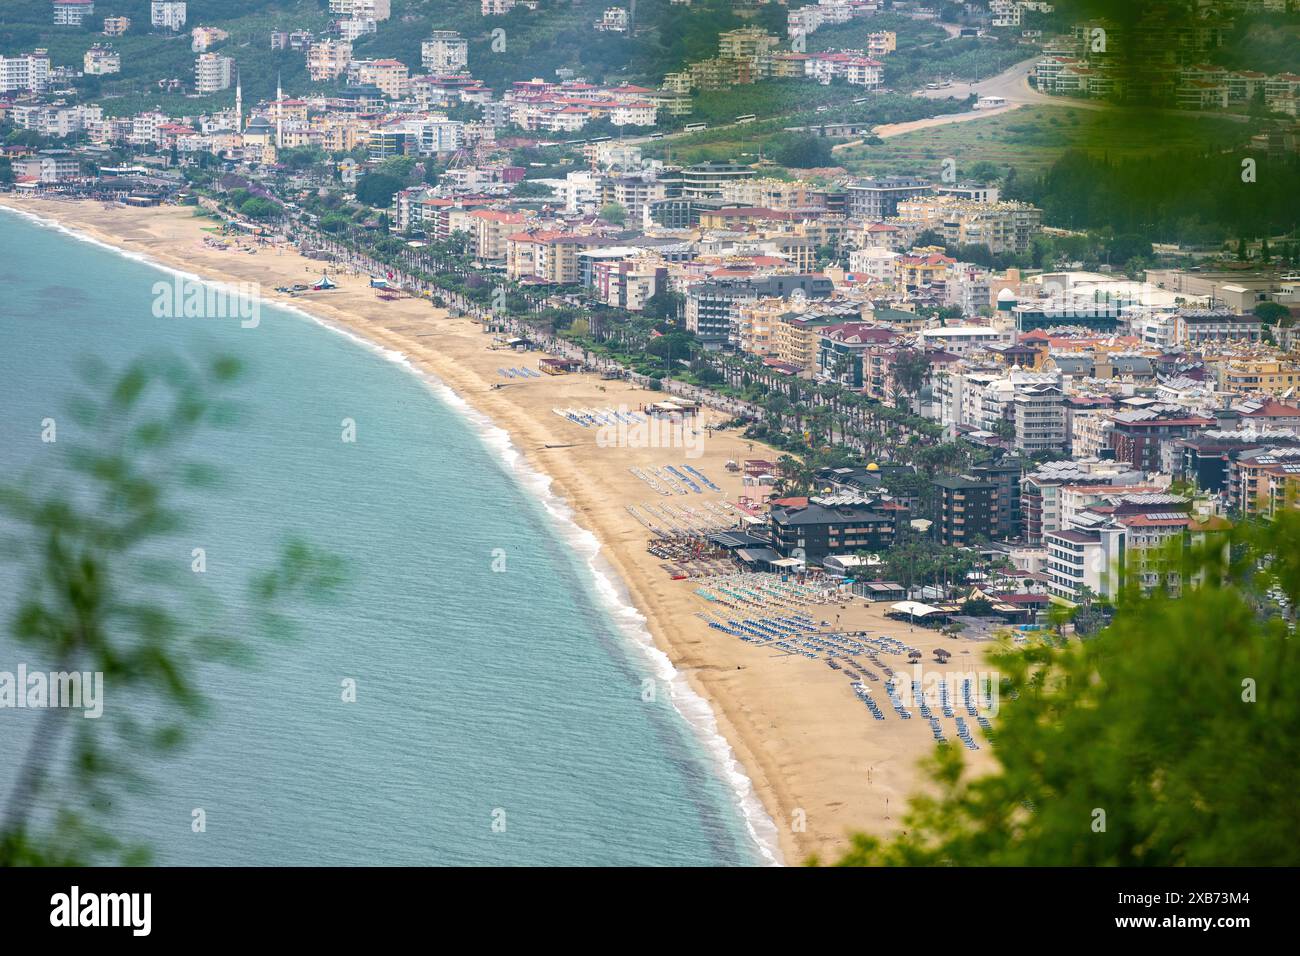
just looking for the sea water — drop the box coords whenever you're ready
[0,208,777,866]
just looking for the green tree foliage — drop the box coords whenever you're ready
[1255,301,1292,327]
[598,202,627,225]
[0,353,343,865]
[1023,149,1300,245]
[833,515,1300,866]
[772,134,833,170]
[354,172,405,209]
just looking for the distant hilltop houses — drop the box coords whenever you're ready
[787,0,888,39]
[191,27,229,53]
[680,24,894,93]
[595,7,630,33]
[1034,3,1300,114]
[482,0,539,15]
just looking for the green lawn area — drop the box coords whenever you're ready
[836,103,1257,180]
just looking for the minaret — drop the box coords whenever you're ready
[275,71,283,148]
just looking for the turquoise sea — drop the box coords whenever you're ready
[0,208,777,866]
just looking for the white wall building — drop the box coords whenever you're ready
[0,51,52,93]
[195,53,234,94]
[151,1,187,32]
[421,31,468,74]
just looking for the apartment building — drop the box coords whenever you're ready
[0,50,52,93]
[13,148,79,183]
[1020,458,1148,544]
[467,209,533,264]
[83,44,120,76]
[1012,382,1066,454]
[103,15,130,35]
[1107,408,1217,472]
[845,177,933,221]
[421,31,468,74]
[348,59,408,99]
[769,496,897,564]
[893,195,1043,255]
[194,53,233,94]
[717,27,780,77]
[679,162,756,199]
[916,325,1006,357]
[718,178,822,210]
[151,1,187,32]
[53,0,95,27]
[1177,309,1263,345]
[934,475,1001,547]
[1216,357,1300,397]
[505,231,595,284]
[600,174,667,222]
[1043,528,1104,601]
[1229,446,1300,517]
[817,323,896,388]
[688,57,756,90]
[329,0,390,18]
[308,40,353,81]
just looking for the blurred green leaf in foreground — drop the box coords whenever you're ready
[829,514,1300,866]
[0,353,344,866]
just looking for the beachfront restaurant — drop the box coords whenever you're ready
[887,600,955,625]
[539,357,583,375]
[854,581,907,602]
[734,547,782,572]
[644,399,701,420]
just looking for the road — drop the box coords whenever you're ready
[831,56,1111,151]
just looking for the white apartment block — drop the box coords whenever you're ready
[329,0,390,19]
[14,149,80,182]
[53,0,95,27]
[151,1,187,32]
[482,0,516,15]
[0,51,52,93]
[421,32,468,74]
[1013,382,1067,453]
[337,18,378,42]
[195,53,234,94]
[129,111,167,146]
[12,103,103,138]
[917,325,1008,357]
[403,117,463,155]
[596,7,630,32]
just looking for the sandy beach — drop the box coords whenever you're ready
[0,196,998,864]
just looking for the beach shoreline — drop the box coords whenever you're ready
[0,196,995,865]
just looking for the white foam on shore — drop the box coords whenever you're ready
[294,315,785,868]
[5,203,785,867]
